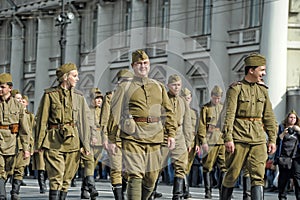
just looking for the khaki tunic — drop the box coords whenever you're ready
[14,110,35,180]
[222,79,277,187]
[161,93,193,178]
[0,97,30,180]
[35,86,92,191]
[187,108,198,174]
[198,101,226,172]
[108,76,177,194]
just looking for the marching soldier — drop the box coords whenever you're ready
[0,73,31,200]
[198,85,226,199]
[35,63,93,200]
[107,50,177,199]
[220,53,277,200]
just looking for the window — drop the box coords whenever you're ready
[196,87,208,107]
[92,8,98,49]
[202,0,211,34]
[122,0,131,46]
[243,0,262,27]
[24,19,38,73]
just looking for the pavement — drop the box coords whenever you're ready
[5,178,290,199]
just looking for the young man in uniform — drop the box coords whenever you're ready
[0,73,31,200]
[35,63,93,200]
[80,88,102,199]
[102,69,133,200]
[198,85,226,199]
[161,75,193,200]
[220,53,277,200]
[107,50,177,199]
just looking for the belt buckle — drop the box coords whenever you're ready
[147,116,152,123]
[249,118,254,122]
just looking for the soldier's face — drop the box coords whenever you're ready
[0,83,12,98]
[184,94,192,105]
[14,93,23,103]
[211,95,221,105]
[250,66,266,82]
[168,81,182,96]
[132,59,150,78]
[94,97,103,107]
[67,70,79,88]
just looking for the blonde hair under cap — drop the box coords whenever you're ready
[181,88,191,97]
[56,63,77,81]
[168,74,182,84]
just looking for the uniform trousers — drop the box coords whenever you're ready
[109,144,123,185]
[13,151,30,180]
[0,154,15,180]
[223,142,267,187]
[44,149,80,192]
[202,144,226,173]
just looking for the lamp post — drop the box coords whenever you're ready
[55,0,74,65]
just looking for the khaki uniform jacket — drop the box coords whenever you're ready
[190,107,198,147]
[35,86,92,153]
[100,93,112,143]
[108,76,177,144]
[0,97,30,155]
[167,92,194,148]
[18,110,35,153]
[90,106,102,146]
[198,102,224,145]
[222,79,277,144]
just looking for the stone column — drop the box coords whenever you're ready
[261,0,288,121]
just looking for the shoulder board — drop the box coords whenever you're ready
[229,81,242,88]
[73,89,83,96]
[44,87,59,94]
[257,82,269,89]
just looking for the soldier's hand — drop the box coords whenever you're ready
[167,137,175,150]
[202,144,209,153]
[195,145,201,153]
[187,147,192,153]
[268,143,276,154]
[103,140,109,150]
[225,141,235,153]
[108,143,117,155]
[23,150,30,160]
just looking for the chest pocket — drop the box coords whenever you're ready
[256,96,266,113]
[50,103,63,121]
[9,109,20,123]
[237,94,250,117]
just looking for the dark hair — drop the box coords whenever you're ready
[245,66,259,75]
[7,82,13,87]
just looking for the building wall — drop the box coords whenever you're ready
[0,0,299,119]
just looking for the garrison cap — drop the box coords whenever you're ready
[131,50,149,64]
[22,95,29,102]
[11,89,20,97]
[0,73,12,84]
[56,63,77,80]
[181,88,191,97]
[211,85,223,97]
[90,88,103,99]
[116,69,134,79]
[168,74,182,84]
[244,53,266,67]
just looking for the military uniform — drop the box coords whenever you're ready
[0,73,31,200]
[108,50,177,200]
[220,54,277,200]
[35,63,92,200]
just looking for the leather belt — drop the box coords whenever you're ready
[0,124,19,134]
[133,117,160,123]
[237,117,262,122]
[49,122,76,129]
[0,125,9,130]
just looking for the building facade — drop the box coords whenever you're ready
[0,0,299,121]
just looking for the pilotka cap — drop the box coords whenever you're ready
[168,74,181,84]
[211,85,223,97]
[56,63,77,80]
[0,73,12,84]
[244,53,266,67]
[131,50,149,64]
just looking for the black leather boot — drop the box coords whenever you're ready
[243,176,251,200]
[203,172,212,199]
[172,177,184,200]
[11,179,22,200]
[251,185,263,200]
[86,176,99,200]
[49,190,60,200]
[60,191,67,200]
[71,177,76,187]
[0,179,6,200]
[38,170,47,194]
[81,176,89,199]
[112,184,123,200]
[220,185,233,200]
[122,177,127,200]
[183,175,191,199]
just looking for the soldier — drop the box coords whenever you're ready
[181,88,199,199]
[161,74,193,200]
[107,50,177,199]
[0,73,31,200]
[10,95,35,200]
[197,85,226,199]
[220,53,277,200]
[35,63,93,200]
[102,69,133,200]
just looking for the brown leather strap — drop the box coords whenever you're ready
[237,117,262,122]
[0,125,9,130]
[0,124,19,134]
[133,117,160,123]
[49,122,76,129]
